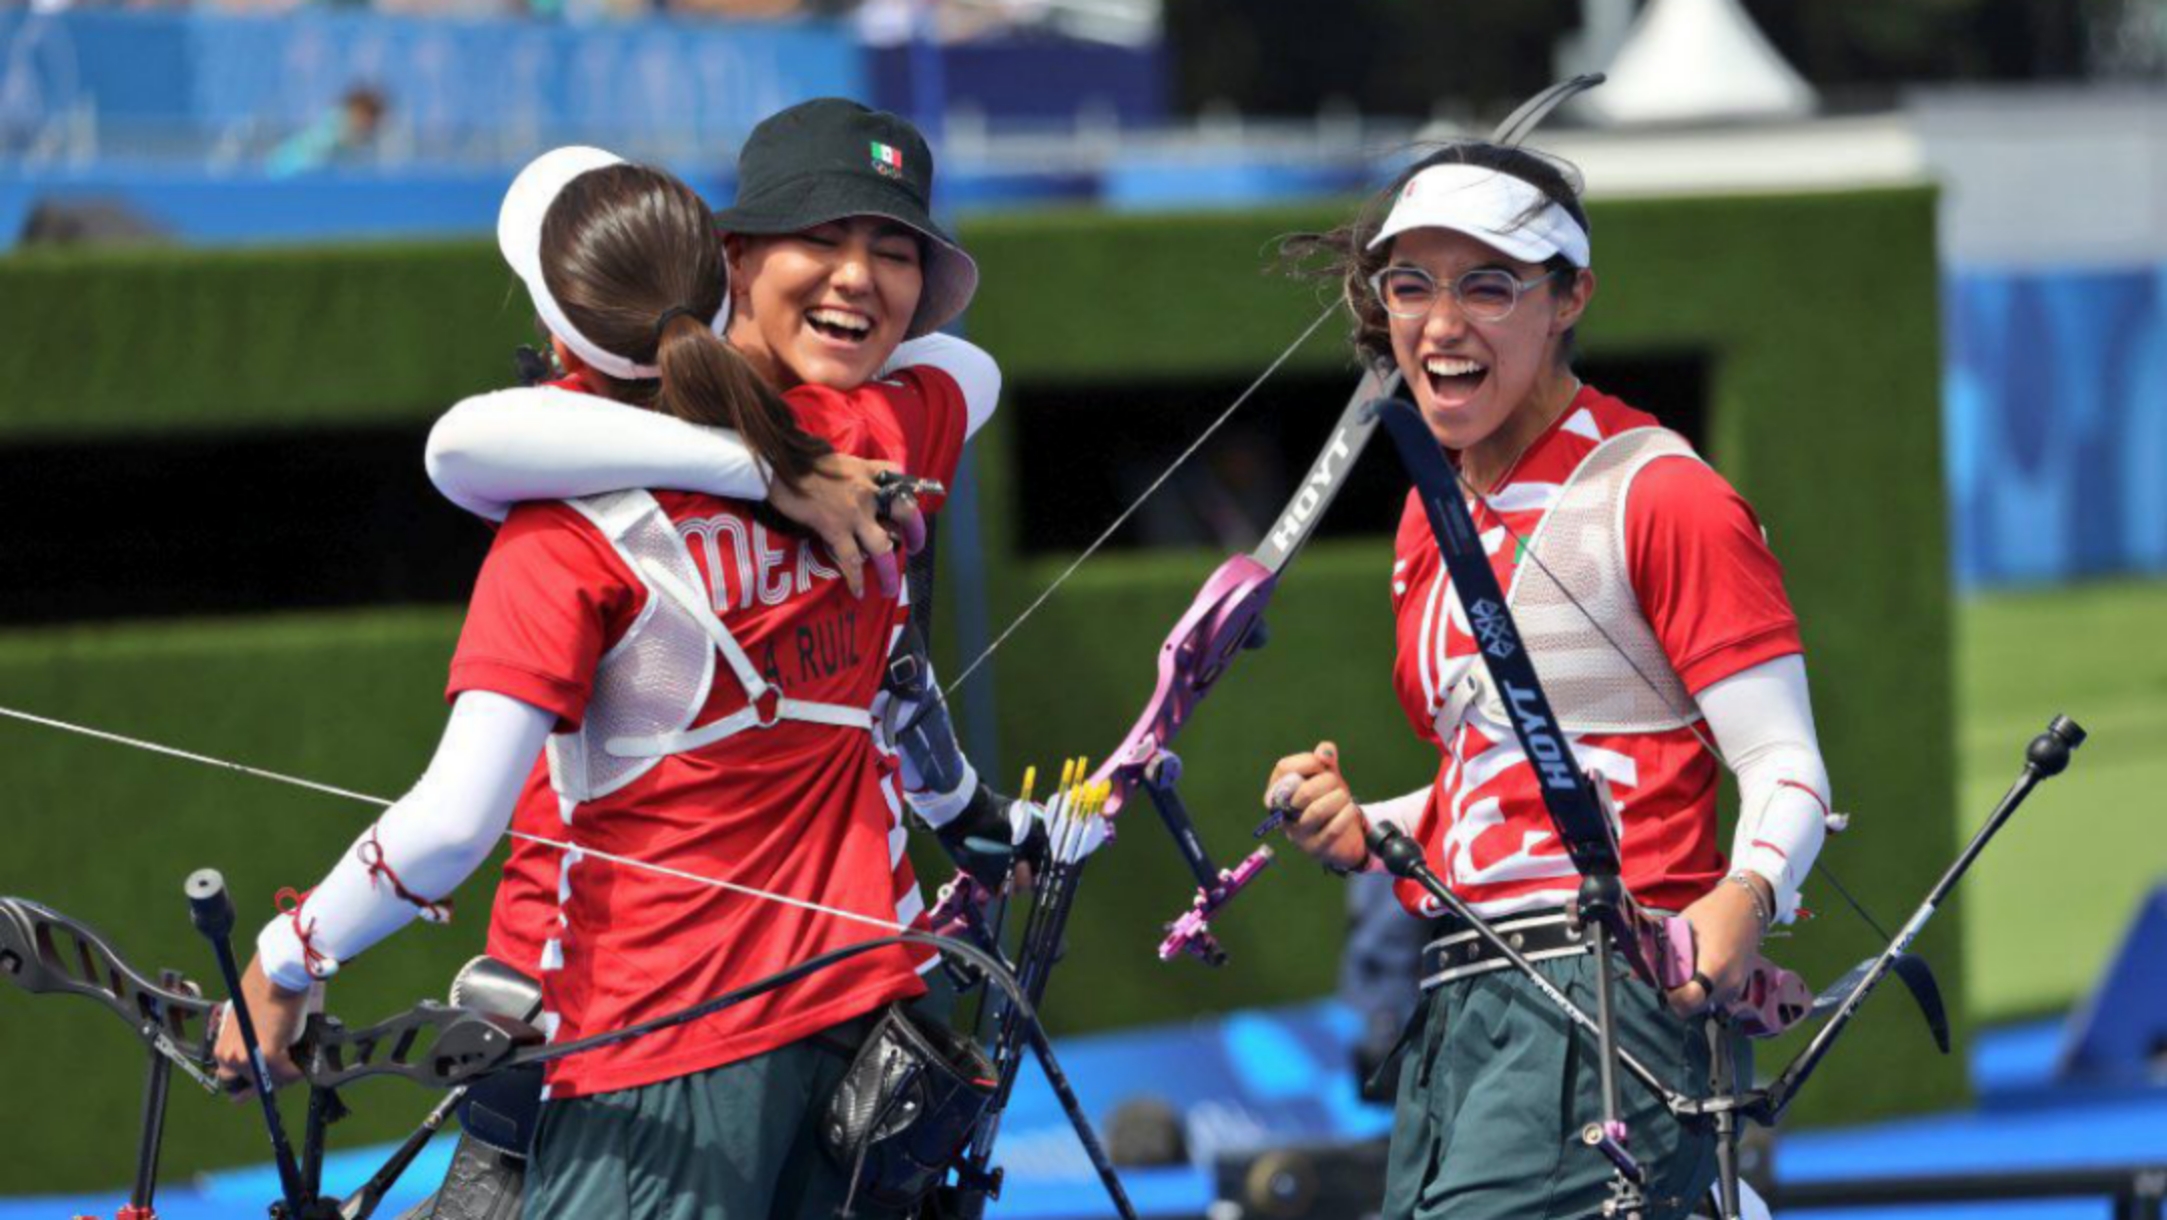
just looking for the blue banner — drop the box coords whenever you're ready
[1945,267,2167,587]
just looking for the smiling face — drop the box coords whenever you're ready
[725,216,925,392]
[1382,227,1592,459]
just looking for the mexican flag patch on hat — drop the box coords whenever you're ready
[714,98,980,338]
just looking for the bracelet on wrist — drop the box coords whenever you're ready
[1323,847,1371,878]
[1725,872,1773,929]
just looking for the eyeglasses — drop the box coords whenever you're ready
[1366,265,1559,323]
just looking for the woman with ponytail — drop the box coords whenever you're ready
[427,103,1033,1034]
[214,146,977,1219]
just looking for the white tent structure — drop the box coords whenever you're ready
[1580,0,1818,126]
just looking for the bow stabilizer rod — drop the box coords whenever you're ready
[1757,715,2086,1122]
[185,869,312,1216]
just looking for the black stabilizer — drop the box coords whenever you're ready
[1760,715,2089,1124]
[185,869,235,941]
[186,868,311,1214]
[2029,715,2085,777]
[1367,822,1429,881]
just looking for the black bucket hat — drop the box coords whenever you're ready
[715,98,979,339]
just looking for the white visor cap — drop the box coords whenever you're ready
[1367,163,1590,269]
[497,145,731,382]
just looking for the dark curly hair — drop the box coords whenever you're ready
[1282,141,1589,369]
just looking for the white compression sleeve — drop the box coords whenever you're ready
[1364,787,1428,835]
[882,333,1002,438]
[255,692,555,991]
[425,386,770,523]
[1696,654,1831,923]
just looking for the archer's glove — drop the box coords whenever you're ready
[933,783,1048,889]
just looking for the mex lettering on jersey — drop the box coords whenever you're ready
[678,514,873,687]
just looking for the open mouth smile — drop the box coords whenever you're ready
[805,306,874,345]
[1423,355,1490,402]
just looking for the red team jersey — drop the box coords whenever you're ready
[449,368,968,1098]
[1390,387,1802,920]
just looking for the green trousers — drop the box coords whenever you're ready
[524,973,955,1220]
[523,1030,886,1220]
[1382,953,1748,1220]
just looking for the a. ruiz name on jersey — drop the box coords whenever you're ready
[677,514,846,608]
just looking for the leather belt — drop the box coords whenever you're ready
[1418,910,1592,992]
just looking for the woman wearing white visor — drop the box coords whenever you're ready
[1266,144,1835,1218]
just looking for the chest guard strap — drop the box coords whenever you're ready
[606,554,873,759]
[546,491,871,805]
[1441,427,1702,738]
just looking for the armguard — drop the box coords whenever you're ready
[880,624,974,819]
[879,625,1044,884]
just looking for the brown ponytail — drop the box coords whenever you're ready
[654,313,831,487]
[537,163,833,491]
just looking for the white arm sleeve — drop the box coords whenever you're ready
[255,692,555,991]
[1696,653,1831,923]
[425,387,771,523]
[1363,787,1428,835]
[881,333,1001,438]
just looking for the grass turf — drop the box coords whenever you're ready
[1954,576,2167,1022]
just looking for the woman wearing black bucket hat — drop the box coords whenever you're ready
[217,144,997,1220]
[713,96,979,360]
[428,98,989,601]
[397,103,1057,1216]
[429,96,1050,995]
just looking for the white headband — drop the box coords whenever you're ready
[1368,163,1590,268]
[497,146,731,382]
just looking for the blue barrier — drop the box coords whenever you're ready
[0,10,862,153]
[1945,266,2167,587]
[0,163,733,247]
[7,1001,2162,1220]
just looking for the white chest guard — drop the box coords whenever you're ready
[1443,427,1702,738]
[546,490,872,806]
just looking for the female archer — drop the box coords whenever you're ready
[1266,141,1835,1219]
[422,100,1042,997]
[215,142,981,1219]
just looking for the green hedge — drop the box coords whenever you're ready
[0,187,1956,1190]
[0,242,531,438]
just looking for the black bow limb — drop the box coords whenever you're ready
[0,895,223,1092]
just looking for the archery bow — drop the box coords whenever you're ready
[0,696,1151,1217]
[0,870,1073,1220]
[924,356,1405,1217]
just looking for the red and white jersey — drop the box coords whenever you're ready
[452,367,968,1098]
[1389,386,1802,920]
